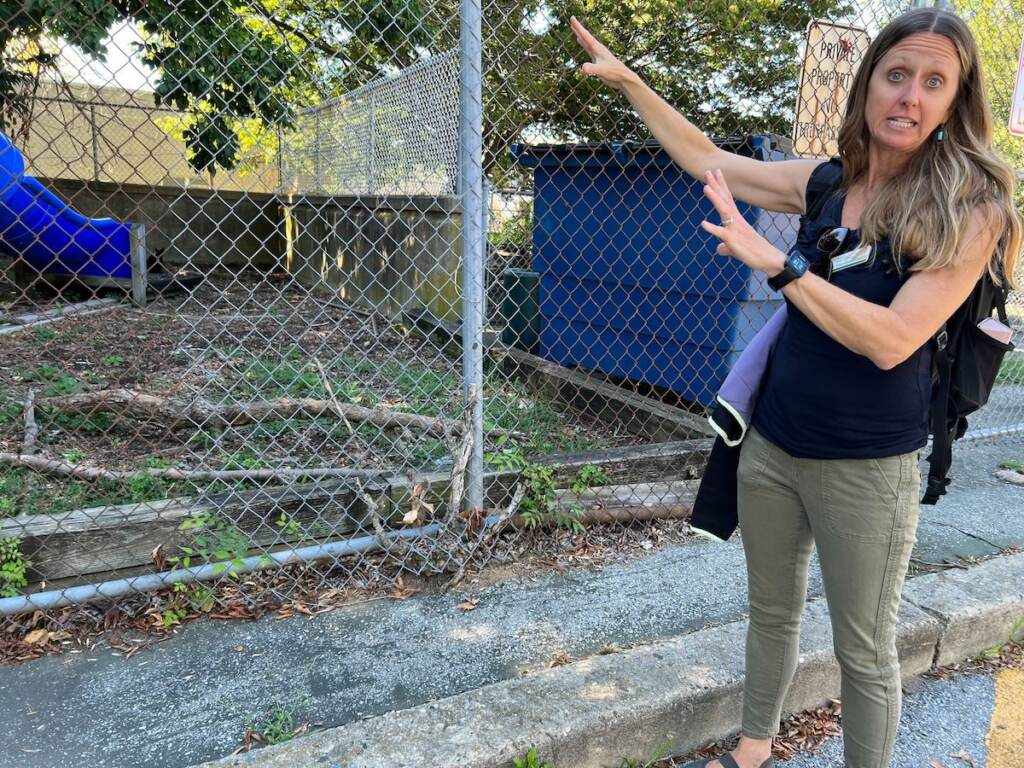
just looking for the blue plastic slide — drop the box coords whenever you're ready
[0,131,134,280]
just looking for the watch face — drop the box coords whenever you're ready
[791,253,810,271]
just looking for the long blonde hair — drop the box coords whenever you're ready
[836,7,1021,287]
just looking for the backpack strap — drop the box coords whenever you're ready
[994,261,1010,324]
[923,266,1010,505]
[804,157,844,222]
[923,278,977,505]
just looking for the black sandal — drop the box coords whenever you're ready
[679,754,775,768]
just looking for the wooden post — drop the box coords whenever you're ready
[89,105,101,182]
[130,224,148,307]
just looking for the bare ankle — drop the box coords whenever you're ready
[736,734,773,759]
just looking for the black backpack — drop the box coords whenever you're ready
[804,158,1015,505]
[923,264,1013,503]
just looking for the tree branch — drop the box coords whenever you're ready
[21,388,38,455]
[41,389,525,441]
[243,0,345,59]
[0,452,385,483]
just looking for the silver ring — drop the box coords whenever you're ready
[721,216,734,227]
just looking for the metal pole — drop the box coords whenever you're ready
[459,0,485,514]
[481,176,491,324]
[0,511,513,616]
[315,111,323,193]
[368,91,377,195]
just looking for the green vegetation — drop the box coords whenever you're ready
[60,448,86,463]
[488,199,532,254]
[22,364,82,397]
[484,444,613,532]
[0,537,30,598]
[160,581,216,625]
[486,441,566,529]
[2,0,852,186]
[210,349,605,467]
[978,615,1024,658]
[220,450,265,471]
[571,464,608,495]
[513,749,554,768]
[0,348,615,518]
[997,354,1024,385]
[0,465,188,518]
[246,703,303,747]
[169,511,258,576]
[0,393,20,424]
[513,737,672,768]
[32,326,58,344]
[614,738,673,768]
[275,513,303,538]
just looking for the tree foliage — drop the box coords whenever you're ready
[479,0,849,184]
[963,0,1024,173]
[0,0,434,173]
[7,0,1020,187]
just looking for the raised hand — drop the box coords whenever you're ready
[699,169,785,275]
[570,16,638,92]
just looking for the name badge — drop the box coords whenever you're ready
[829,243,873,275]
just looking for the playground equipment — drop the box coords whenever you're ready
[0,131,148,304]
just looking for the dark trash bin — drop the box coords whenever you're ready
[500,267,540,354]
[510,134,801,406]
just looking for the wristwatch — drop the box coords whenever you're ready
[767,249,810,291]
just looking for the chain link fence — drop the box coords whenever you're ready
[0,0,1020,631]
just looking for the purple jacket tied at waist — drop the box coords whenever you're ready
[690,305,787,542]
[709,305,787,446]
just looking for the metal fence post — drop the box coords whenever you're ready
[368,91,377,195]
[460,0,485,513]
[314,111,323,192]
[481,177,491,324]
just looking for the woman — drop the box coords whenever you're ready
[572,7,1021,768]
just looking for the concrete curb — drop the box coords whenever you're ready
[195,551,1024,768]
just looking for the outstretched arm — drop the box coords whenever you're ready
[699,168,996,369]
[570,16,819,214]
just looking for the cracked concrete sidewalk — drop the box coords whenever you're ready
[195,551,1024,768]
[0,439,1020,768]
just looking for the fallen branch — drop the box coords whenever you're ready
[315,360,354,436]
[561,503,692,527]
[995,469,1024,486]
[40,388,525,441]
[441,480,526,594]
[21,388,38,455]
[493,479,698,532]
[356,477,389,547]
[0,298,124,335]
[0,452,386,483]
[447,383,478,526]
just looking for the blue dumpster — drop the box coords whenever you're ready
[510,134,801,407]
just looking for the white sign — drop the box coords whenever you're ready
[1011,32,1024,137]
[792,20,872,157]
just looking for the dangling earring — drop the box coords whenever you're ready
[935,124,946,143]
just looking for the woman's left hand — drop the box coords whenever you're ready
[699,168,786,275]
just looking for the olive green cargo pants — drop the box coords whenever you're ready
[736,426,921,768]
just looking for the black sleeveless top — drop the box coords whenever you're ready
[751,162,933,459]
